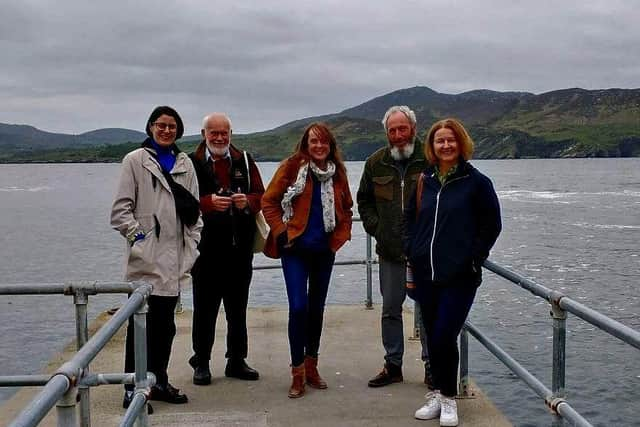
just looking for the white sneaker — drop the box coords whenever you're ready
[414,391,441,420]
[439,396,458,426]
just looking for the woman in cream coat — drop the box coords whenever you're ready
[111,105,202,409]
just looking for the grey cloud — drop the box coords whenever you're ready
[1,0,639,134]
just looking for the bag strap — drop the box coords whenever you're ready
[415,172,424,220]
[243,150,251,191]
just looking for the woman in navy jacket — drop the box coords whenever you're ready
[403,118,501,426]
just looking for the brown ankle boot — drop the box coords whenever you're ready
[304,356,328,389]
[288,364,305,398]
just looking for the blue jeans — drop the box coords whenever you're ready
[281,248,336,366]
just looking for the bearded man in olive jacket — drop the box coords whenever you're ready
[357,105,430,388]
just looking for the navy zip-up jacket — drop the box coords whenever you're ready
[403,161,501,290]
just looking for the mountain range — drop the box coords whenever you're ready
[1,86,639,162]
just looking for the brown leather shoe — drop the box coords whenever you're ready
[288,364,305,398]
[367,363,403,387]
[304,356,328,389]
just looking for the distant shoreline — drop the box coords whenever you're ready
[1,154,639,165]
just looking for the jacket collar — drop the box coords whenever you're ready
[140,141,189,191]
[430,159,472,181]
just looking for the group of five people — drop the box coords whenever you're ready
[110,104,501,426]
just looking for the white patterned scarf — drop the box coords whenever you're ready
[281,161,336,232]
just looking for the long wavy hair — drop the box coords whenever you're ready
[291,122,347,180]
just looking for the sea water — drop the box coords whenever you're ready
[1,159,639,426]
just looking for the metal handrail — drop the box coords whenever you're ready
[3,229,637,426]
[1,282,153,427]
[254,216,379,309]
[482,260,640,350]
[457,259,640,427]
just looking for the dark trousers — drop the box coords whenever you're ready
[124,295,178,390]
[281,248,335,367]
[190,251,253,366]
[419,285,476,397]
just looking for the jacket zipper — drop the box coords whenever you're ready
[428,174,468,281]
[386,157,420,212]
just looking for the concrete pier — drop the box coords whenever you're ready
[1,305,512,426]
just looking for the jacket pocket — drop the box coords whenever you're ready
[181,236,200,277]
[128,215,156,272]
[373,175,394,201]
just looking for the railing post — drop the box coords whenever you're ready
[134,298,150,427]
[56,385,78,427]
[175,291,183,314]
[459,327,472,397]
[74,290,91,427]
[365,234,373,309]
[410,301,422,340]
[550,291,567,427]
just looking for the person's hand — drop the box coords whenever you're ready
[211,193,232,211]
[128,231,146,246]
[231,192,248,209]
[276,231,289,248]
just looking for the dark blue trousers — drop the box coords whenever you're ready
[419,285,476,397]
[281,248,335,366]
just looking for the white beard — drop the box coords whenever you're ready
[207,143,230,158]
[390,142,415,161]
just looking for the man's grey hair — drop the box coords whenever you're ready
[381,106,417,131]
[202,112,233,130]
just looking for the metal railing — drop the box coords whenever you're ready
[0,282,154,427]
[3,225,639,426]
[254,217,379,309]
[458,259,640,427]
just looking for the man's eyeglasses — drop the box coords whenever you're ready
[205,129,229,138]
[153,122,178,132]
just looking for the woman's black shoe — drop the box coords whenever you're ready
[122,390,154,414]
[149,383,188,404]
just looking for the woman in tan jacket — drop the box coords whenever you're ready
[262,122,353,398]
[111,106,202,410]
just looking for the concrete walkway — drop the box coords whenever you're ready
[1,305,512,426]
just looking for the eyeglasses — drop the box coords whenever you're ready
[152,122,178,132]
[205,129,229,138]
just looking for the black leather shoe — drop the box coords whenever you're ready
[193,365,212,385]
[149,383,188,404]
[367,363,403,387]
[123,390,154,414]
[225,359,259,381]
[189,354,212,385]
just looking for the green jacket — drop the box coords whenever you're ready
[357,139,427,262]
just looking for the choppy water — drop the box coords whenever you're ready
[1,159,639,426]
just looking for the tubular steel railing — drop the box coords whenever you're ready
[459,259,640,427]
[3,225,639,427]
[256,219,638,426]
[0,282,154,427]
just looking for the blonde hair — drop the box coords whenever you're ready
[424,118,474,165]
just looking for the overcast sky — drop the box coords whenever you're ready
[1,0,638,135]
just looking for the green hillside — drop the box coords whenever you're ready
[1,86,639,163]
